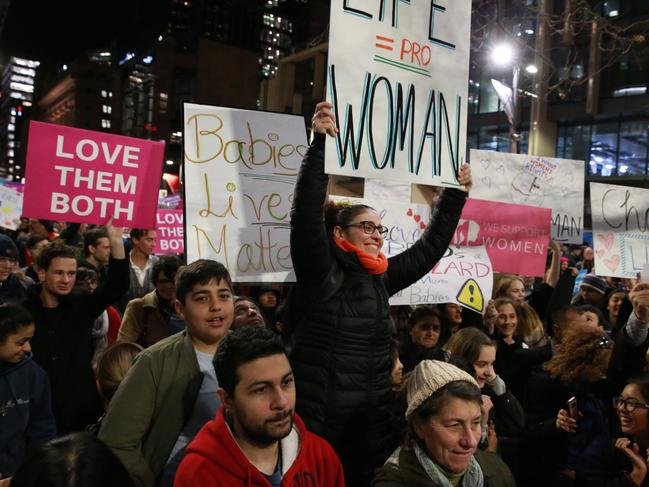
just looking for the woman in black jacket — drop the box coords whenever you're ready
[289,102,471,486]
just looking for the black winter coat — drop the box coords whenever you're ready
[289,134,467,481]
[23,257,129,433]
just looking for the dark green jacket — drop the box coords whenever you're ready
[98,331,202,487]
[373,446,516,487]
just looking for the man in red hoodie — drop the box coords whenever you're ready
[174,326,345,487]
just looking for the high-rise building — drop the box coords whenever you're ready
[37,54,114,133]
[114,36,259,174]
[0,56,39,181]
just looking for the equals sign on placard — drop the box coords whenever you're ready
[375,35,394,51]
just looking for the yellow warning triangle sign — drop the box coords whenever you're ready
[456,278,484,313]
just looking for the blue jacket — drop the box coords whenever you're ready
[0,353,56,477]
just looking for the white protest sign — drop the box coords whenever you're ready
[470,149,585,244]
[390,245,493,311]
[590,182,649,278]
[183,104,308,282]
[364,178,411,202]
[0,185,23,230]
[326,0,471,187]
[330,195,492,310]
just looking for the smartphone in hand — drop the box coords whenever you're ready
[567,396,578,420]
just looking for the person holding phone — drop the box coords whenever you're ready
[545,325,615,485]
[288,102,471,486]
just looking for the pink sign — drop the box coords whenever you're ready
[154,209,184,254]
[451,198,552,277]
[22,121,165,227]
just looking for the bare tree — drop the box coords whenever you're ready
[471,0,649,100]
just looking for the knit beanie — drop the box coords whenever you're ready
[405,360,479,419]
[0,234,18,260]
[580,273,608,295]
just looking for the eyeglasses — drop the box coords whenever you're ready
[343,221,389,238]
[614,396,649,412]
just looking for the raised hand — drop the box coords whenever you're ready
[630,282,649,322]
[458,163,472,192]
[615,438,648,486]
[311,102,338,137]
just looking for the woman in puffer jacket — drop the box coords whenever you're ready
[289,101,471,486]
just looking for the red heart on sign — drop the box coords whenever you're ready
[420,222,426,230]
[597,233,615,251]
[604,255,621,272]
[414,215,421,223]
[596,249,605,258]
[407,208,413,216]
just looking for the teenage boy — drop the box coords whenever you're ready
[174,326,344,487]
[99,259,234,487]
[0,304,56,480]
[23,221,129,433]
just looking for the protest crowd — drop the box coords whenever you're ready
[0,100,648,487]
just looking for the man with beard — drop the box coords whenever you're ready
[174,326,344,487]
[231,296,266,330]
[100,260,235,487]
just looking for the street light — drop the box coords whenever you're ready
[491,44,514,66]
[490,43,520,153]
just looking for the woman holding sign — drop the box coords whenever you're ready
[289,101,472,485]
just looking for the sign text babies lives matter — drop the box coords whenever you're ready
[183,104,308,282]
[23,122,164,227]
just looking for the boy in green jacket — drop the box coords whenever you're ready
[99,259,234,487]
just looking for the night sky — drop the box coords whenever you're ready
[1,0,164,65]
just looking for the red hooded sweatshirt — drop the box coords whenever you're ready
[174,407,345,487]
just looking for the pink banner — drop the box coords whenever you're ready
[451,198,552,277]
[22,121,165,227]
[154,209,184,254]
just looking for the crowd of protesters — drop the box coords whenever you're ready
[0,101,648,487]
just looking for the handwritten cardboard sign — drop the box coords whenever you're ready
[451,198,552,277]
[183,104,308,282]
[469,149,584,244]
[325,0,471,187]
[590,182,649,278]
[390,245,493,311]
[154,209,184,254]
[22,122,164,227]
[364,178,411,202]
[0,179,24,194]
[0,185,23,230]
[329,195,492,310]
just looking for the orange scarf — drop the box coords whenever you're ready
[334,238,388,275]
